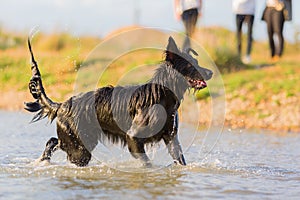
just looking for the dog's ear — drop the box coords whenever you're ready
[166,36,179,63]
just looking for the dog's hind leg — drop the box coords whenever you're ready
[40,137,59,162]
[163,112,186,165]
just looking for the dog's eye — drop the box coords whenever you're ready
[186,57,198,66]
[188,62,197,69]
[187,63,194,68]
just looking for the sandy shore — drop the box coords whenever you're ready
[197,93,300,133]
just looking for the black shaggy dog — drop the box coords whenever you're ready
[25,37,213,167]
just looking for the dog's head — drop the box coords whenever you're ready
[165,37,213,90]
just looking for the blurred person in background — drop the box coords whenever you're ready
[174,0,202,50]
[232,0,256,64]
[262,0,292,62]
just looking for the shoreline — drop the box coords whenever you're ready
[197,95,300,133]
[1,91,299,134]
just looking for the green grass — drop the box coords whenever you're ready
[195,88,210,100]
[0,26,299,116]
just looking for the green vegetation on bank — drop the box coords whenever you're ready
[1,27,299,98]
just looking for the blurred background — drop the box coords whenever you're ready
[1,0,299,42]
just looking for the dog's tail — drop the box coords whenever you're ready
[24,38,61,123]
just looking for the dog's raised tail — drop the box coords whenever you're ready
[24,38,60,123]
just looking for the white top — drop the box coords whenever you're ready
[266,0,283,7]
[232,0,256,15]
[179,0,200,12]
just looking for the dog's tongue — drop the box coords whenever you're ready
[189,79,207,89]
[199,80,207,88]
[196,80,207,89]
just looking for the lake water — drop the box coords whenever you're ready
[1,111,300,199]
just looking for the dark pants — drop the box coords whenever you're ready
[264,7,285,57]
[236,14,254,57]
[181,8,198,50]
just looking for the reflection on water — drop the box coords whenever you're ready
[1,111,300,199]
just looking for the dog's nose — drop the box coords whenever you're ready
[205,69,213,79]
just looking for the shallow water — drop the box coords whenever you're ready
[1,111,300,199]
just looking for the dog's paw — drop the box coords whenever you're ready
[30,157,51,167]
[142,161,153,168]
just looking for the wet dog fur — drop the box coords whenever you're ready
[25,37,213,167]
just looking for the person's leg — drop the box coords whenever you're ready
[181,11,191,50]
[182,9,198,50]
[181,10,189,34]
[188,9,198,37]
[236,14,244,57]
[273,10,285,56]
[265,8,276,57]
[245,15,254,56]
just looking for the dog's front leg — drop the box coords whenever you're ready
[163,112,186,165]
[164,134,186,166]
[126,124,151,167]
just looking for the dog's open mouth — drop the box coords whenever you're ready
[188,79,207,90]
